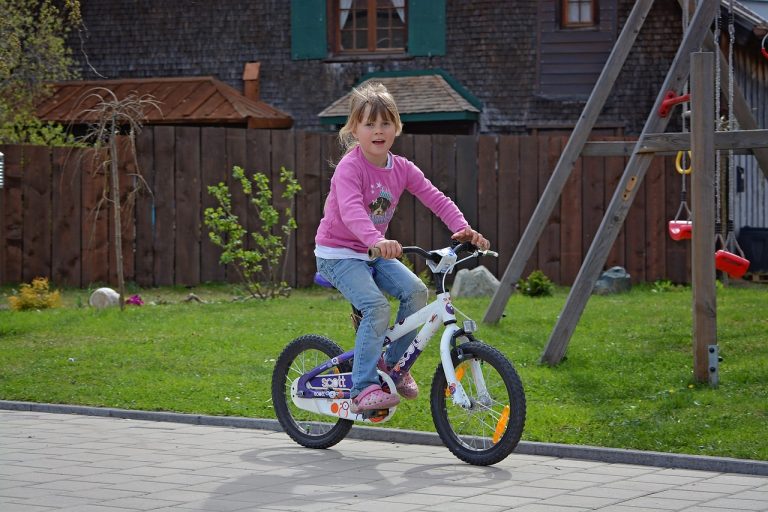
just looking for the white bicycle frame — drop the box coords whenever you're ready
[384,290,484,409]
[292,245,494,422]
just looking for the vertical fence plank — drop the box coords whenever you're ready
[625,154,648,283]
[431,134,456,250]
[413,134,433,273]
[23,145,52,282]
[122,140,138,285]
[645,155,667,282]
[582,147,605,261]
[224,127,247,284]
[561,146,583,285]
[605,144,626,268]
[174,126,201,286]
[2,146,24,284]
[52,147,82,287]
[477,135,498,275]
[200,127,227,283]
[153,126,175,286]
[135,126,155,286]
[295,131,322,287]
[390,134,415,246]
[81,149,110,286]
[497,135,519,274]
[456,135,478,231]
[272,129,296,287]
[452,135,476,274]
[320,133,340,209]
[519,136,539,278]
[537,136,563,282]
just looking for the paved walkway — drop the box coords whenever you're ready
[2,410,768,512]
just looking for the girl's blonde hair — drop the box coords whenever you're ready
[338,82,403,154]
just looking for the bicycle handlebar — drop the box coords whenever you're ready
[368,242,490,261]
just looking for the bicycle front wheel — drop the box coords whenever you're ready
[430,341,526,465]
[271,334,353,449]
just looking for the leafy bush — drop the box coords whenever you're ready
[8,277,62,311]
[519,270,554,297]
[0,114,81,146]
[204,165,300,299]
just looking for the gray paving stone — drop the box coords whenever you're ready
[2,409,768,512]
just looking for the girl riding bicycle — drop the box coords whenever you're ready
[314,81,490,414]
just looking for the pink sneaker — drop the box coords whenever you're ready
[350,384,400,413]
[378,358,419,400]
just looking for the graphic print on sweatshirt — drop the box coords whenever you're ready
[368,187,395,226]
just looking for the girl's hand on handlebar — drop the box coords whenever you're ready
[371,239,402,259]
[451,227,490,251]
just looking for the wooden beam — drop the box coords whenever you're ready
[582,129,768,156]
[690,52,717,384]
[539,0,720,365]
[482,0,655,324]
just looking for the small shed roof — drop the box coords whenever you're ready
[36,76,293,128]
[318,70,481,125]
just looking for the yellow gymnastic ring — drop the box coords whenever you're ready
[675,150,692,175]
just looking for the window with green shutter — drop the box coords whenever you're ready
[407,0,445,57]
[291,0,445,60]
[291,0,327,60]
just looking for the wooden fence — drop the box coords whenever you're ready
[0,126,691,288]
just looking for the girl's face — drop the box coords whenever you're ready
[352,105,397,167]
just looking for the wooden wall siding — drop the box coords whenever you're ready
[0,127,693,288]
[733,45,768,229]
[537,0,618,98]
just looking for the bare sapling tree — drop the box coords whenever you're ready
[78,88,159,309]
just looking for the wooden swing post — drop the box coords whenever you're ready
[690,52,717,384]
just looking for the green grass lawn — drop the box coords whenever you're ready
[1,281,766,461]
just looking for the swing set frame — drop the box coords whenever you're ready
[483,0,768,386]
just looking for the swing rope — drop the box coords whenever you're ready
[675,3,692,222]
[724,2,746,258]
[714,7,725,250]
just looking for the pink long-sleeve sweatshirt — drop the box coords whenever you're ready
[315,146,469,254]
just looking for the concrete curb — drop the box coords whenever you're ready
[2,400,766,476]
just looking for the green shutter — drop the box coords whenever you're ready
[408,0,446,57]
[291,0,327,60]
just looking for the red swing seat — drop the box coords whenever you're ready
[668,220,692,241]
[715,250,750,279]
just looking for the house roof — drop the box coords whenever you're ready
[318,70,481,125]
[36,76,293,128]
[737,0,768,23]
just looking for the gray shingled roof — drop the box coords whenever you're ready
[318,74,480,122]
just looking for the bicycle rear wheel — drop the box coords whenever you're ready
[430,341,526,465]
[272,334,353,449]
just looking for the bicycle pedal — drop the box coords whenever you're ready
[360,409,389,420]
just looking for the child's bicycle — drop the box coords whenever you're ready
[271,242,526,466]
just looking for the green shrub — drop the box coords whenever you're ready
[204,165,300,299]
[519,270,554,297]
[8,277,62,311]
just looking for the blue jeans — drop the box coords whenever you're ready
[316,256,428,397]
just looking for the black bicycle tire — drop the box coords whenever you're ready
[430,341,526,466]
[271,334,353,449]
